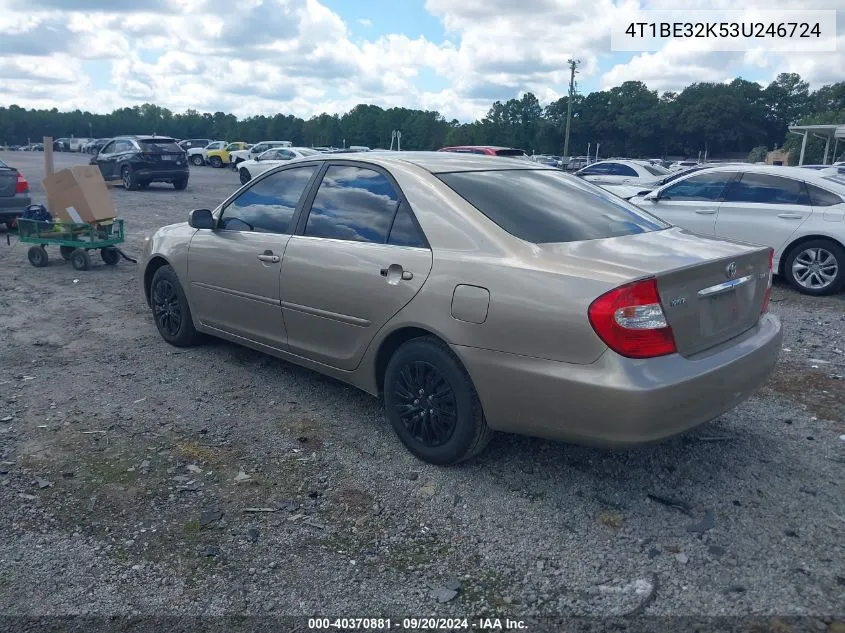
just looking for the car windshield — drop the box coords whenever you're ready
[298,148,319,156]
[140,139,181,152]
[494,149,527,157]
[0,159,7,168]
[641,163,670,176]
[437,169,668,244]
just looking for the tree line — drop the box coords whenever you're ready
[1,73,843,163]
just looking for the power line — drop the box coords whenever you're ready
[563,58,580,158]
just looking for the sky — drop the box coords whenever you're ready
[0,0,842,122]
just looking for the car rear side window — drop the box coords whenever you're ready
[220,165,317,234]
[724,173,809,205]
[806,183,843,207]
[387,203,427,248]
[437,169,667,244]
[304,165,401,243]
[661,172,736,201]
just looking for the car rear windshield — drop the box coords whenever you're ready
[494,149,527,157]
[140,139,181,152]
[822,174,845,188]
[437,169,668,244]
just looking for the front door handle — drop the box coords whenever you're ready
[777,213,803,219]
[694,209,718,215]
[257,249,280,263]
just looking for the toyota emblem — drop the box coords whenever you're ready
[725,262,737,278]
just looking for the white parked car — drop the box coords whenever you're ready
[669,160,700,172]
[629,165,845,295]
[187,140,227,166]
[230,141,292,169]
[575,159,670,185]
[237,147,321,184]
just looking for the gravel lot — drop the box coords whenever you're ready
[0,151,843,625]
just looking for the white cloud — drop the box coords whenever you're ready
[0,0,842,123]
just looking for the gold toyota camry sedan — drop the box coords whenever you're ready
[140,152,782,464]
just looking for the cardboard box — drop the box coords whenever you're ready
[41,165,117,225]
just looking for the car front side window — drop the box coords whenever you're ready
[303,165,402,243]
[219,165,318,234]
[660,172,736,201]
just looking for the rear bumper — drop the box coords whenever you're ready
[0,195,31,221]
[133,167,189,182]
[453,313,782,446]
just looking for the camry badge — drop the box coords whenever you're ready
[725,262,737,278]
[669,297,687,307]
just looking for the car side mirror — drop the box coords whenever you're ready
[644,190,660,201]
[188,208,214,229]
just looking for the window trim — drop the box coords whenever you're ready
[292,159,430,249]
[214,162,324,235]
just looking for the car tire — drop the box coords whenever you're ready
[122,166,139,191]
[239,168,251,185]
[784,238,845,296]
[101,247,120,266]
[150,265,201,347]
[27,245,48,267]
[173,178,188,190]
[209,156,223,168]
[190,155,204,166]
[383,336,492,465]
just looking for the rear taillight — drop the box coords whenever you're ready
[761,248,774,314]
[15,171,28,194]
[588,278,677,359]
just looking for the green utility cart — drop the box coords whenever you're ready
[17,218,126,271]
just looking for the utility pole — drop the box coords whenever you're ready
[562,58,580,158]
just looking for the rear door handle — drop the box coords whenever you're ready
[694,209,718,215]
[257,250,280,263]
[380,266,413,281]
[777,213,803,219]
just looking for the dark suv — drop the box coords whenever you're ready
[0,159,31,229]
[91,136,189,190]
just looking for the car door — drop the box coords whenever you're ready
[640,171,737,234]
[94,140,117,180]
[279,162,433,370]
[715,172,813,253]
[255,150,293,176]
[578,163,612,182]
[186,164,320,349]
[605,163,639,184]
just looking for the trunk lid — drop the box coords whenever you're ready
[533,227,771,357]
[0,168,17,197]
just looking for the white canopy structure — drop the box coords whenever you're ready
[788,124,845,165]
